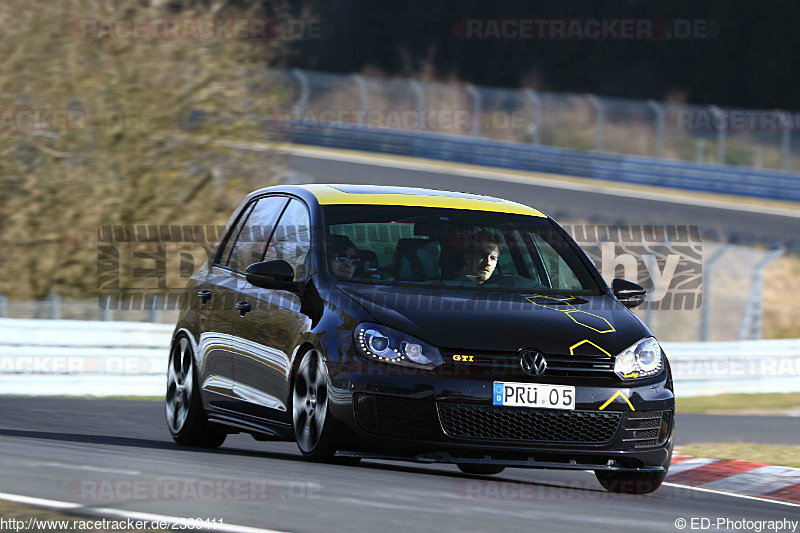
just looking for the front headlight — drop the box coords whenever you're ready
[354,322,443,369]
[614,337,663,380]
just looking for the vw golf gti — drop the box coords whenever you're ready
[166,184,674,494]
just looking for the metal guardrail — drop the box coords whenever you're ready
[275,121,800,202]
[2,318,797,398]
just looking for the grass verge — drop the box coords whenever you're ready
[675,443,800,468]
[676,392,800,414]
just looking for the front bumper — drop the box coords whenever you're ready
[327,360,675,471]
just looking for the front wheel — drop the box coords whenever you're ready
[166,335,226,448]
[595,469,666,494]
[292,349,340,462]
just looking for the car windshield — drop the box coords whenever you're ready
[323,205,602,294]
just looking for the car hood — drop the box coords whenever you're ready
[335,282,651,356]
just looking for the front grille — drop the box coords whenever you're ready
[438,404,622,444]
[622,411,671,448]
[542,354,615,376]
[441,350,615,378]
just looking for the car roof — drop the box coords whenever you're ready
[255,184,546,217]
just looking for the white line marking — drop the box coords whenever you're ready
[0,492,289,533]
[662,483,800,508]
[24,461,141,476]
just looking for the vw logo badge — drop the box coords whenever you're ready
[520,349,547,376]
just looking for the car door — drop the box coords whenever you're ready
[231,198,312,422]
[199,197,288,410]
[194,200,254,409]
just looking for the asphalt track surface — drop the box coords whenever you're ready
[283,152,800,247]
[0,398,796,533]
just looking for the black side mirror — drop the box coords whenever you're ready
[245,260,298,290]
[612,278,646,308]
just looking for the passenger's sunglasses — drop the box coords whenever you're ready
[334,254,361,265]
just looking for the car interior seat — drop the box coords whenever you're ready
[392,238,441,281]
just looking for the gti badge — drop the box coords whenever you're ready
[520,349,547,376]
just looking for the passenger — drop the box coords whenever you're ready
[464,231,502,284]
[328,236,361,279]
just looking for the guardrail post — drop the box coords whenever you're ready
[780,111,792,171]
[738,246,785,340]
[99,294,112,321]
[586,95,604,151]
[464,84,482,137]
[148,293,163,323]
[700,243,730,341]
[351,74,368,113]
[48,294,61,320]
[710,106,727,164]
[0,294,6,318]
[291,68,309,113]
[524,89,543,144]
[647,100,665,158]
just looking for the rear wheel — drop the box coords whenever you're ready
[595,469,666,494]
[166,336,226,448]
[457,464,506,475]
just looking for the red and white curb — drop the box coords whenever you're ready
[668,455,800,504]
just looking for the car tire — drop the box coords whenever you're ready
[291,348,342,463]
[594,469,667,494]
[457,464,507,475]
[166,335,226,448]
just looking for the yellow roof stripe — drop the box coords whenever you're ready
[301,184,545,217]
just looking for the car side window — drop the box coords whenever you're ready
[216,201,256,266]
[227,196,289,271]
[263,199,311,281]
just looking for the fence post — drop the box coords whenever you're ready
[464,84,482,137]
[738,246,785,340]
[47,294,61,320]
[408,79,425,131]
[695,139,704,162]
[351,74,368,113]
[780,110,792,171]
[647,100,665,158]
[524,89,543,144]
[586,94,604,151]
[710,105,727,164]
[0,294,6,318]
[291,68,309,113]
[700,243,730,341]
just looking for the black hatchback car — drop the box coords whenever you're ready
[167,184,674,494]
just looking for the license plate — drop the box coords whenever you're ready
[493,382,575,410]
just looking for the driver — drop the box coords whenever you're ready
[464,231,501,284]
